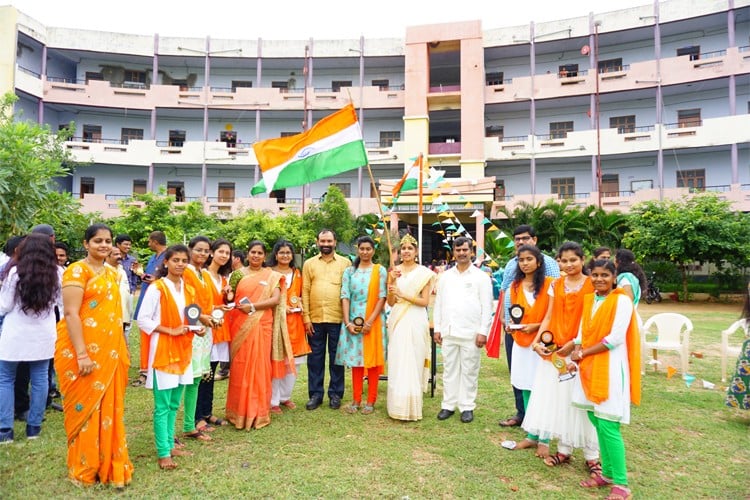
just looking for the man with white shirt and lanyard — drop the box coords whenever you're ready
[433,236,493,423]
[497,224,560,428]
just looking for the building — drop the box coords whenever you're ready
[2,0,749,255]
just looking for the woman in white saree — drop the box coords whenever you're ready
[386,234,435,421]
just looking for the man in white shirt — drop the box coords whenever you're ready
[106,247,132,339]
[433,237,493,423]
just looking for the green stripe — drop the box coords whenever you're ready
[270,140,367,191]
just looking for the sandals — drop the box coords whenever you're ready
[344,402,360,414]
[280,400,296,410]
[586,459,603,477]
[580,474,613,488]
[130,374,147,387]
[544,452,571,467]
[173,437,185,449]
[183,430,212,442]
[498,415,522,427]
[606,486,632,500]
[158,457,178,470]
[196,421,216,433]
[207,415,229,426]
[270,406,283,415]
[361,404,375,415]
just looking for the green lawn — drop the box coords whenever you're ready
[1,302,748,498]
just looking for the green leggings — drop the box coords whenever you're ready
[522,389,549,444]
[182,377,201,432]
[153,375,185,459]
[588,411,628,486]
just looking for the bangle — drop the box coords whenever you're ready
[346,323,353,328]
[77,353,88,360]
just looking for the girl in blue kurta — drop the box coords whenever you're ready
[335,236,387,415]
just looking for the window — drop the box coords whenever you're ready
[80,177,95,198]
[677,46,700,61]
[329,183,351,197]
[549,121,574,139]
[124,70,146,84]
[379,131,401,147]
[558,64,578,77]
[332,80,352,92]
[598,58,623,73]
[678,109,701,128]
[85,71,103,83]
[167,181,185,201]
[601,174,619,196]
[231,80,253,91]
[551,177,575,199]
[494,180,506,200]
[133,179,147,195]
[271,81,288,92]
[485,125,504,140]
[486,72,504,85]
[371,79,389,90]
[82,125,102,143]
[610,115,635,134]
[218,182,235,202]
[676,169,705,191]
[121,127,144,144]
[168,130,185,147]
[220,131,237,147]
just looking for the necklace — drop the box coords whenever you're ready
[84,257,104,272]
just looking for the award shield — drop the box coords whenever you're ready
[352,317,365,334]
[552,352,576,382]
[185,304,202,331]
[508,304,524,330]
[211,308,225,326]
[540,330,557,351]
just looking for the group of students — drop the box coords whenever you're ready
[497,229,643,500]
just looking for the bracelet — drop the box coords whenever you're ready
[77,353,88,360]
[346,323,353,328]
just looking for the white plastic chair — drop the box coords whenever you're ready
[641,313,693,375]
[721,319,749,383]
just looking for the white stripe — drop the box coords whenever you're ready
[262,123,362,191]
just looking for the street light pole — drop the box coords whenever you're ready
[594,21,602,208]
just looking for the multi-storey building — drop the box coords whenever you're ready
[2,1,749,254]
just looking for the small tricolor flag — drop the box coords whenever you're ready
[391,154,425,197]
[250,104,367,195]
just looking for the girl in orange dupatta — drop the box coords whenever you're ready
[523,242,599,472]
[505,245,552,453]
[226,241,292,430]
[335,236,387,415]
[269,240,311,413]
[55,224,133,487]
[568,259,641,500]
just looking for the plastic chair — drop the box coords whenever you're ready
[721,319,749,383]
[641,313,693,375]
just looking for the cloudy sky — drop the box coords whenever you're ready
[7,0,652,40]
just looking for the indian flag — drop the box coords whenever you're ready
[251,104,367,194]
[391,154,424,197]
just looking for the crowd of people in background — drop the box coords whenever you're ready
[0,220,748,499]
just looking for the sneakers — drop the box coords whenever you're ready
[0,428,14,444]
[26,425,41,440]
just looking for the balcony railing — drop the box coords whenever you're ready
[699,49,727,59]
[17,65,41,78]
[70,136,130,145]
[664,121,703,129]
[428,84,461,92]
[501,135,527,142]
[47,76,86,84]
[557,69,589,78]
[111,81,149,90]
[739,46,750,53]
[598,64,630,74]
[156,140,184,147]
[602,191,635,198]
[704,184,731,193]
[428,142,461,155]
[536,133,569,140]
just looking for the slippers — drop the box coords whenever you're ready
[580,474,613,488]
[501,440,517,450]
[196,421,216,433]
[184,430,212,442]
[280,400,296,410]
[173,438,186,449]
[207,415,229,426]
[130,374,147,387]
[498,416,522,427]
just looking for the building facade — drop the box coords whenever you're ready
[2,0,749,239]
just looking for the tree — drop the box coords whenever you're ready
[0,93,73,240]
[623,194,750,301]
[222,209,312,256]
[31,191,94,255]
[303,184,357,248]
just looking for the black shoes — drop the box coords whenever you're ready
[460,410,474,423]
[305,396,323,410]
[437,409,455,420]
[329,396,342,410]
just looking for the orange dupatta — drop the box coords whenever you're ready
[579,289,642,406]
[548,276,594,346]
[362,264,385,370]
[183,266,214,316]
[284,268,310,357]
[151,279,195,375]
[207,271,231,344]
[509,276,553,347]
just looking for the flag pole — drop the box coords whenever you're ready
[365,162,395,269]
[417,153,424,263]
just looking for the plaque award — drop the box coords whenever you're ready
[352,317,365,334]
[211,308,225,326]
[185,304,202,331]
[552,352,576,382]
[539,330,557,352]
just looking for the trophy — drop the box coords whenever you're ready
[211,308,225,326]
[539,330,575,382]
[352,317,365,334]
[185,304,203,331]
[289,295,302,313]
[508,304,524,330]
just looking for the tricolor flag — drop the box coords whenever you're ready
[250,104,367,195]
[391,155,425,197]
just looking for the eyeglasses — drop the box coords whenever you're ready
[514,235,533,243]
[277,251,293,256]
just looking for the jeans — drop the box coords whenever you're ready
[505,332,525,419]
[195,361,218,422]
[307,323,345,400]
[0,359,49,430]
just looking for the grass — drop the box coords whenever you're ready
[1,301,749,498]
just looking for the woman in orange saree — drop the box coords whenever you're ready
[55,224,133,488]
[226,241,292,430]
